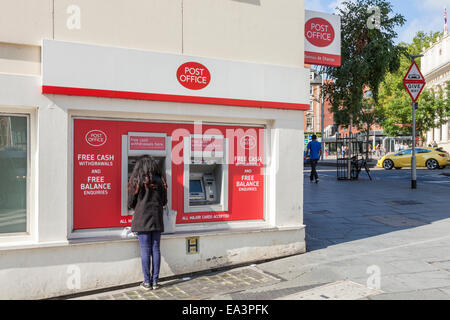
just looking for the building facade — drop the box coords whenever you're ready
[304,69,335,141]
[423,33,450,152]
[0,0,309,299]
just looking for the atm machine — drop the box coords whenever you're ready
[121,132,175,233]
[183,134,228,213]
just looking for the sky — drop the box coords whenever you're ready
[305,0,450,44]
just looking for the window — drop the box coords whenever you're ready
[0,115,28,234]
[417,148,431,154]
[395,149,412,156]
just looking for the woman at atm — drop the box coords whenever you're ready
[127,155,168,291]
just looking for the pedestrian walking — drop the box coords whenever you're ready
[306,135,322,184]
[128,155,168,291]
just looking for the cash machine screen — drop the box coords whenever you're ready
[190,180,204,194]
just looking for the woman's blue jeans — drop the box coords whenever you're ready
[137,231,161,284]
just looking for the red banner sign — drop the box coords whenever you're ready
[73,119,264,230]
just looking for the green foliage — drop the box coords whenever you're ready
[407,30,442,56]
[379,31,448,139]
[323,0,406,134]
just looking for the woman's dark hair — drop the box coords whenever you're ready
[127,155,166,192]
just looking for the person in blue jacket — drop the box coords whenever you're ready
[306,135,322,183]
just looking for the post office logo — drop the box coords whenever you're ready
[305,17,335,48]
[85,130,107,147]
[177,62,211,90]
[240,135,257,150]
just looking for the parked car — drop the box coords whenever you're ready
[377,147,450,170]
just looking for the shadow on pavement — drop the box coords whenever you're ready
[303,167,450,252]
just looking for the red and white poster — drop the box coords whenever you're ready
[73,119,264,230]
[305,10,341,67]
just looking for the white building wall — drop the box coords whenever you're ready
[422,34,450,152]
[0,0,308,299]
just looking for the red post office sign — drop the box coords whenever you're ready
[305,17,335,48]
[177,62,211,90]
[304,10,341,67]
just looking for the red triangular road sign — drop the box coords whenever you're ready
[403,60,426,102]
[404,82,426,102]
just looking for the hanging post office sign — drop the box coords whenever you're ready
[305,10,341,67]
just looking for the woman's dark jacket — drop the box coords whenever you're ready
[128,175,167,233]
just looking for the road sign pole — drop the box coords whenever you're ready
[412,102,417,189]
[403,54,424,190]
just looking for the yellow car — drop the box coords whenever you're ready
[377,147,450,170]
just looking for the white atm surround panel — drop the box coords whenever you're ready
[183,135,229,214]
[121,132,172,216]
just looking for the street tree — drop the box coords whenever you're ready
[380,82,449,143]
[322,0,406,152]
[379,31,449,144]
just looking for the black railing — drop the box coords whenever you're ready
[336,134,372,181]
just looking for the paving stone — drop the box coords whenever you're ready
[276,280,382,300]
[370,289,450,300]
[427,260,450,272]
[387,259,440,274]
[74,266,280,300]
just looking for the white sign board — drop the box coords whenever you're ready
[42,40,309,111]
[305,10,341,67]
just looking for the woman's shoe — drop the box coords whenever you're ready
[152,283,161,290]
[140,282,151,291]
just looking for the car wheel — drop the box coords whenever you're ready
[383,159,394,170]
[394,167,402,170]
[426,159,439,170]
